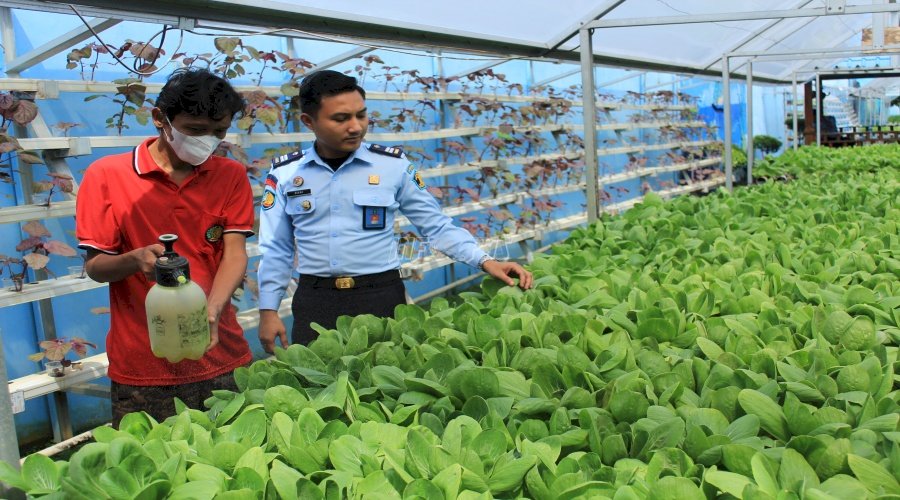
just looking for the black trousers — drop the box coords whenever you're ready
[110,370,239,428]
[290,270,406,345]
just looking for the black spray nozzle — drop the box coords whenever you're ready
[159,234,179,257]
[154,233,190,286]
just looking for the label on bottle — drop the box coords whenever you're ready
[150,315,166,337]
[177,306,209,348]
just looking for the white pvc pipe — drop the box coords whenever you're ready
[25,425,108,462]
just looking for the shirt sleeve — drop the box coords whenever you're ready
[397,161,488,269]
[223,164,255,236]
[256,169,295,310]
[75,161,121,255]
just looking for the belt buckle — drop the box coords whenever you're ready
[335,276,355,290]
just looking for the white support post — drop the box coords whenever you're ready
[0,8,14,66]
[815,73,822,146]
[874,4,886,49]
[792,72,799,150]
[434,49,456,287]
[580,27,600,223]
[746,61,754,185]
[722,55,733,191]
[0,332,22,476]
[517,240,534,263]
[0,9,22,475]
[285,37,298,59]
[1,6,74,445]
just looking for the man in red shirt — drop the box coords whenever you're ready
[76,69,254,426]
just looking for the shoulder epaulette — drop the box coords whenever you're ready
[271,150,304,168]
[367,144,404,158]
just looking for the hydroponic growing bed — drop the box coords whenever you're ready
[1,146,898,499]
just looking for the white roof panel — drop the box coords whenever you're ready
[29,0,900,83]
[219,0,591,45]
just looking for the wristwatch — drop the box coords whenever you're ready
[478,255,496,271]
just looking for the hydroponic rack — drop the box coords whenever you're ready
[0,2,736,461]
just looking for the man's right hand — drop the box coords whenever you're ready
[259,309,288,354]
[133,244,165,281]
[84,244,164,283]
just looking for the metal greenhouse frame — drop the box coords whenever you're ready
[578,3,900,216]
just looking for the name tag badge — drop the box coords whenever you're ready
[362,206,386,230]
[286,189,312,197]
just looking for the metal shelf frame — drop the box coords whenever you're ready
[0,5,723,462]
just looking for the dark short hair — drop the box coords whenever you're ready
[299,70,366,117]
[156,68,244,121]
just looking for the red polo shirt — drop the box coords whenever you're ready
[76,137,254,385]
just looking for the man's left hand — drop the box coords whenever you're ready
[206,306,221,352]
[483,260,533,290]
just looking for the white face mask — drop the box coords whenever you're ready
[164,117,222,166]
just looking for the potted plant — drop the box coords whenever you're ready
[68,253,88,279]
[0,254,27,292]
[28,337,97,377]
[31,172,75,207]
[14,221,78,280]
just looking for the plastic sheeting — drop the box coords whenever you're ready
[216,0,883,81]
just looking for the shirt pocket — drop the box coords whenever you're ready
[353,188,395,231]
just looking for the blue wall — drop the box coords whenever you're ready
[0,9,744,449]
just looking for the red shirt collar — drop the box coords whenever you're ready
[132,137,213,176]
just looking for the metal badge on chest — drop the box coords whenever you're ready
[205,224,224,243]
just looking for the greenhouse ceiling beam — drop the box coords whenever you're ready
[450,58,511,80]
[716,24,856,78]
[313,46,372,71]
[803,67,900,80]
[774,29,871,78]
[644,76,689,91]
[4,17,121,75]
[598,71,644,88]
[728,42,900,67]
[24,0,790,84]
[584,4,900,29]
[532,67,581,88]
[731,40,900,80]
[677,78,718,92]
[543,0,626,53]
[701,0,816,70]
[724,17,820,75]
[0,0,191,27]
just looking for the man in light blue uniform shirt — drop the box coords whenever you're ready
[257,70,532,351]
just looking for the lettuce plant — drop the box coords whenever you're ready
[2,147,897,499]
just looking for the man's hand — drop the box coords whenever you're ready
[132,244,165,281]
[259,309,288,354]
[483,260,533,290]
[84,244,164,283]
[206,304,222,353]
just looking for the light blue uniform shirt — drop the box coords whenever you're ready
[257,143,489,310]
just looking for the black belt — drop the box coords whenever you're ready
[297,270,400,290]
